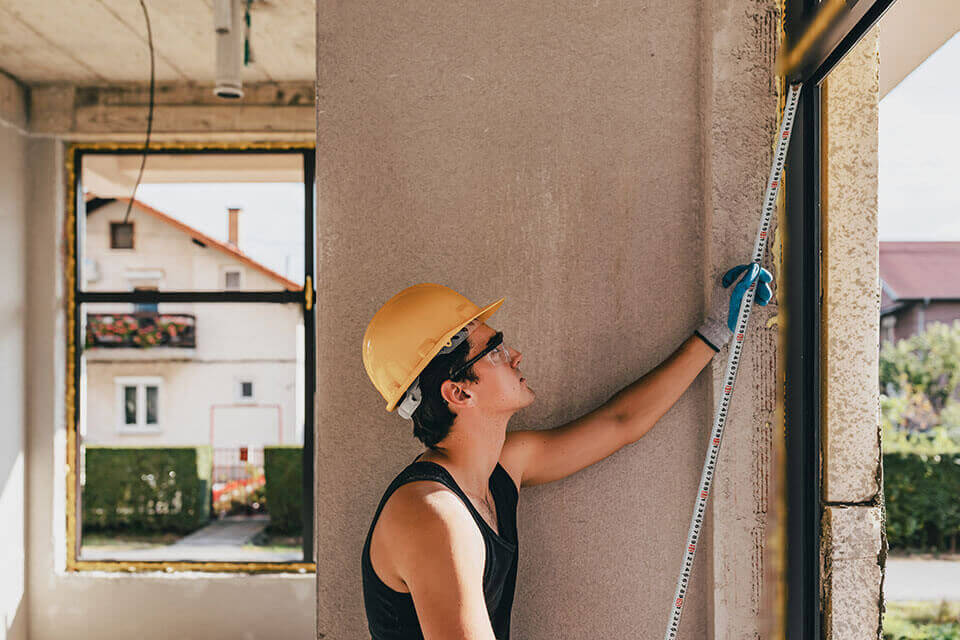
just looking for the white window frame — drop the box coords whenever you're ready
[114,376,163,434]
[221,265,245,290]
[234,376,257,402]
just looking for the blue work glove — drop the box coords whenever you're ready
[695,263,773,352]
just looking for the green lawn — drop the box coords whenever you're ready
[885,602,960,640]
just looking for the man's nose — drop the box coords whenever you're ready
[510,348,522,367]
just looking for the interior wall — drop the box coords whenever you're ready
[24,140,315,640]
[0,117,29,640]
[314,1,780,638]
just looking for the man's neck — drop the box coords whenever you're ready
[420,414,509,497]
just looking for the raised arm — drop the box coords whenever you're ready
[500,334,716,487]
[499,263,773,489]
[388,484,497,640]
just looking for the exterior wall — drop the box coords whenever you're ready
[85,200,288,292]
[81,199,302,449]
[0,112,29,640]
[26,140,314,640]
[314,1,779,638]
[821,25,884,640]
[884,301,960,344]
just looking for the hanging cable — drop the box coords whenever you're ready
[122,0,156,224]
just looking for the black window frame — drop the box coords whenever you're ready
[66,143,316,573]
[783,0,899,636]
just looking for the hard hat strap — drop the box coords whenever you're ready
[397,377,422,420]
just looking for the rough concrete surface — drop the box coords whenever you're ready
[315,1,779,638]
[822,26,881,505]
[822,506,884,640]
[701,2,782,637]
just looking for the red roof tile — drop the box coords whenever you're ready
[880,242,960,300]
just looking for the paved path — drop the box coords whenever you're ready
[885,557,960,601]
[80,515,302,563]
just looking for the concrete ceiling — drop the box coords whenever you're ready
[83,153,305,194]
[0,0,315,85]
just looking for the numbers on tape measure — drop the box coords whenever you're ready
[662,84,801,640]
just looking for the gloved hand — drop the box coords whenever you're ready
[695,263,773,352]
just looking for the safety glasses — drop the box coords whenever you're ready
[449,331,512,379]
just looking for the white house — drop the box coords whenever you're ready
[80,197,304,489]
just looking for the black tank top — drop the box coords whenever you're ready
[361,457,519,639]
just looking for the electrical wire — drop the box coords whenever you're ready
[122,0,155,224]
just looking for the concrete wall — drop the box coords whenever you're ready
[821,25,884,640]
[0,106,29,640]
[24,140,315,640]
[314,1,780,638]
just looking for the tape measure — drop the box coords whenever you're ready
[663,83,802,640]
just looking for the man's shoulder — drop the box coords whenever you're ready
[378,480,480,543]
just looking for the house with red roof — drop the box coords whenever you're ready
[880,242,960,344]
[81,198,305,512]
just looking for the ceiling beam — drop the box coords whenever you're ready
[0,71,28,133]
[29,81,314,140]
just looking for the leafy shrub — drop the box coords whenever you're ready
[83,446,212,534]
[880,321,960,416]
[264,446,302,535]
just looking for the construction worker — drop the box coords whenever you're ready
[360,266,772,640]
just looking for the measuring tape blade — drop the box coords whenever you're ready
[663,83,801,640]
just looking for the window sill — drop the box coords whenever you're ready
[116,426,162,435]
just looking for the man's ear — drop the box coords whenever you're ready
[440,379,473,409]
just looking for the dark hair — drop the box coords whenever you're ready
[410,338,479,449]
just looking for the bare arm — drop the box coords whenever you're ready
[388,484,497,640]
[500,335,716,487]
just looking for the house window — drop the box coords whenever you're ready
[224,268,243,290]
[115,377,162,431]
[110,222,134,249]
[238,380,255,400]
[133,286,159,313]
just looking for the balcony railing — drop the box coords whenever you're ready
[85,313,197,349]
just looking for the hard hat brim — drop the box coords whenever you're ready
[384,296,505,412]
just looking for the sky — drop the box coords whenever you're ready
[879,31,960,241]
[133,182,306,284]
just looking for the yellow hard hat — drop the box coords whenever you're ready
[363,283,504,412]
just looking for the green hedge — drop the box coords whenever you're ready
[264,446,302,535]
[884,426,960,551]
[83,446,212,534]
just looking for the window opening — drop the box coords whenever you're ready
[110,222,134,249]
[70,146,316,572]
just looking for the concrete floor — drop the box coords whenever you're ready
[885,557,960,601]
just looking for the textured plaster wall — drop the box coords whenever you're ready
[0,117,29,640]
[822,26,881,505]
[822,506,884,638]
[821,25,884,640]
[701,2,782,637]
[314,2,780,638]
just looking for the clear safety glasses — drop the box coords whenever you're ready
[449,331,512,379]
